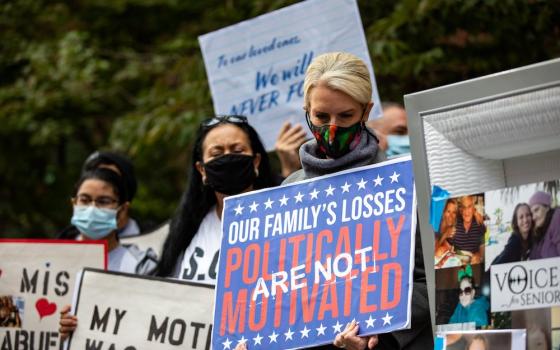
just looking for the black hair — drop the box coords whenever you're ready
[82,151,137,202]
[74,168,128,205]
[156,119,276,277]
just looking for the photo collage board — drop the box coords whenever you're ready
[433,179,560,350]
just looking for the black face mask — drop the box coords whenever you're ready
[203,154,257,195]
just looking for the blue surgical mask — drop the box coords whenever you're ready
[386,135,410,158]
[71,205,118,239]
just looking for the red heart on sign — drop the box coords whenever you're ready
[35,298,57,320]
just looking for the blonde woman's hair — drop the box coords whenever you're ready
[304,52,372,109]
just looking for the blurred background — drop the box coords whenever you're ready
[1,0,559,237]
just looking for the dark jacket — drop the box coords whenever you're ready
[491,232,529,265]
[283,134,433,349]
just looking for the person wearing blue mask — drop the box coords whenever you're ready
[59,168,157,340]
[60,167,157,274]
[58,168,158,340]
[367,102,410,158]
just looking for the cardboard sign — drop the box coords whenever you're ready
[213,157,416,349]
[199,0,381,150]
[67,269,214,350]
[0,239,106,349]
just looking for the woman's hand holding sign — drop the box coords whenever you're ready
[334,320,379,350]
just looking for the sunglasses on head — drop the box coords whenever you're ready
[459,286,473,296]
[201,115,248,128]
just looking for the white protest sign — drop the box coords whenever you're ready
[490,257,560,312]
[67,269,214,350]
[0,239,106,349]
[199,0,381,150]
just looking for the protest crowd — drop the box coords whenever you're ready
[3,2,560,350]
[54,51,428,350]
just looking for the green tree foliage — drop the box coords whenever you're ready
[1,0,559,237]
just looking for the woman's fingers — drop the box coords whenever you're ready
[60,304,71,315]
[59,304,77,341]
[367,335,379,349]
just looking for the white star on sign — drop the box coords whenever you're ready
[316,323,327,336]
[357,178,367,190]
[269,331,279,343]
[365,315,376,328]
[373,174,383,187]
[264,198,274,209]
[332,321,343,334]
[279,194,289,206]
[234,203,244,215]
[237,336,247,345]
[341,181,351,193]
[300,326,311,338]
[390,171,400,183]
[382,312,393,326]
[253,334,263,345]
[284,328,294,341]
[222,338,232,349]
[249,201,259,213]
[309,188,319,199]
[294,192,304,203]
[324,184,335,196]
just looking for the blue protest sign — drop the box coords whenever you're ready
[213,157,416,350]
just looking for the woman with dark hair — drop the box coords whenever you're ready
[155,115,276,282]
[435,199,458,264]
[60,168,157,274]
[58,168,157,340]
[492,203,533,264]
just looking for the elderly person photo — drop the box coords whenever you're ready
[528,191,560,259]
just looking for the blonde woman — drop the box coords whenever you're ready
[284,52,432,350]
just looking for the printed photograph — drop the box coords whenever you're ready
[436,264,490,328]
[510,308,551,350]
[441,330,525,350]
[434,194,486,269]
[485,180,560,270]
[0,295,24,328]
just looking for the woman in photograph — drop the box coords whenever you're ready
[529,191,560,259]
[435,199,458,265]
[527,323,550,350]
[492,203,533,264]
[0,297,21,328]
[449,265,489,327]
